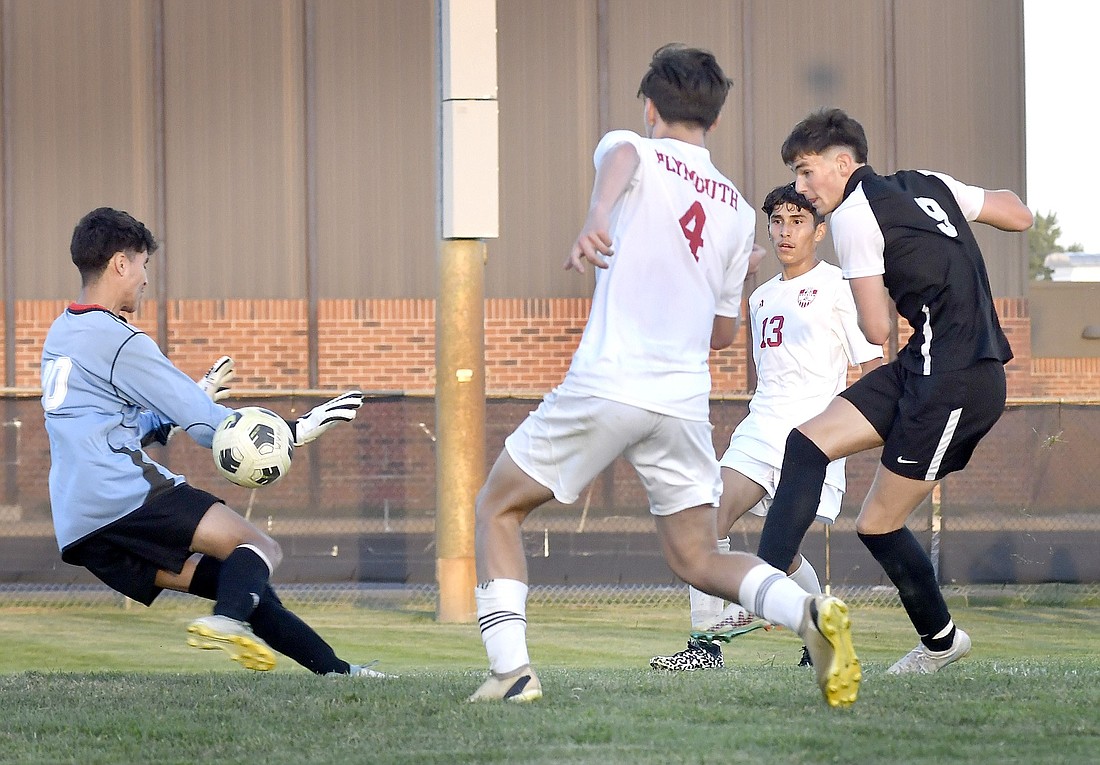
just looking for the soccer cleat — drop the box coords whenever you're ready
[649,638,723,671]
[887,628,972,675]
[327,661,398,679]
[690,618,771,644]
[186,615,277,671]
[798,645,813,667]
[468,665,542,703]
[798,595,861,708]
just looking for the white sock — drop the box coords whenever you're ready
[788,555,822,595]
[475,579,531,675]
[738,563,812,633]
[706,600,754,631]
[688,537,730,628]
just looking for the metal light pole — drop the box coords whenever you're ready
[435,0,498,623]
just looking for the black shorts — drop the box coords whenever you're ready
[60,484,223,606]
[839,358,1006,481]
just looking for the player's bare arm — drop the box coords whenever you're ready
[709,243,759,349]
[710,315,737,350]
[975,189,1034,232]
[859,356,884,374]
[848,275,892,346]
[565,141,640,273]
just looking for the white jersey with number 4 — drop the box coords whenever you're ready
[562,130,756,421]
[730,261,883,489]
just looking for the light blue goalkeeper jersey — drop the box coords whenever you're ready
[40,305,234,551]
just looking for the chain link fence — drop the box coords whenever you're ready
[1,395,1097,609]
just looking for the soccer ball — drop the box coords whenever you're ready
[212,407,294,488]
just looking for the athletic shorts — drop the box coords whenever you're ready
[719,445,843,523]
[60,484,222,606]
[505,388,722,516]
[839,358,1006,481]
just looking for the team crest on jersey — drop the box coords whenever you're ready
[797,288,818,307]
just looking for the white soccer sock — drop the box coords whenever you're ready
[788,555,822,595]
[689,537,730,629]
[738,563,812,633]
[706,600,753,630]
[475,578,531,676]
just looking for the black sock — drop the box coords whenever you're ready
[757,430,829,571]
[859,528,952,649]
[214,545,271,622]
[188,554,221,600]
[189,556,348,674]
[251,586,349,675]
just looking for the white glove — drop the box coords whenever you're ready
[290,390,364,446]
[198,356,235,402]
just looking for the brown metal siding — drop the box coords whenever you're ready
[163,0,306,299]
[5,0,1027,301]
[5,0,158,299]
[313,0,437,299]
[744,0,888,280]
[487,0,597,298]
[893,0,1028,296]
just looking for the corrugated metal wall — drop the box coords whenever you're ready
[1,0,1027,302]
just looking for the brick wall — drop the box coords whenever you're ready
[10,296,1097,398]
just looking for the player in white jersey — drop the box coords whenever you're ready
[40,207,388,677]
[469,45,861,709]
[650,183,882,672]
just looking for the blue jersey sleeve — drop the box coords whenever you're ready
[109,332,233,449]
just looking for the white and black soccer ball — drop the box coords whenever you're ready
[212,407,294,488]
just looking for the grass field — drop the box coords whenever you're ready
[0,601,1097,764]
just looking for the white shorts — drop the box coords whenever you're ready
[719,444,843,524]
[504,388,722,516]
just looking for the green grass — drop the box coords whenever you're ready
[0,603,1097,764]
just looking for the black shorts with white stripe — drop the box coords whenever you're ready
[839,358,1006,481]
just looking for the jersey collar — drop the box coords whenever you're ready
[841,164,876,204]
[68,303,111,313]
[67,303,126,322]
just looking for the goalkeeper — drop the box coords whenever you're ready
[40,207,387,677]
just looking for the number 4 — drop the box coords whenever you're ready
[679,201,706,260]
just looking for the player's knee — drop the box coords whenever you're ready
[267,539,283,570]
[247,537,283,571]
[665,551,711,590]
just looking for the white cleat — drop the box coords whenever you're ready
[887,628,972,675]
[468,665,542,703]
[345,661,398,679]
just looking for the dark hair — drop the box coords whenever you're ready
[70,207,158,283]
[761,183,825,226]
[637,44,732,130]
[780,108,868,165]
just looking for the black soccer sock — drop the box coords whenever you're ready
[214,545,272,622]
[859,528,953,649]
[250,586,349,675]
[757,430,829,571]
[187,554,221,600]
[189,556,348,674]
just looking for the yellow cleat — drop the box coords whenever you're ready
[187,615,277,672]
[799,595,861,708]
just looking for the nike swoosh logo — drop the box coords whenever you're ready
[896,457,919,464]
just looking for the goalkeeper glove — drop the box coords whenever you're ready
[198,355,235,402]
[290,390,364,446]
